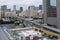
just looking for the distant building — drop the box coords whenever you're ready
[20,5,41,17]
[43,0,60,29]
[1,5,11,18]
[20,7,23,12]
[19,5,41,18]
[1,5,7,10]
[37,10,42,18]
[13,5,17,17]
[39,5,42,10]
[5,12,17,18]
[13,5,16,12]
[28,5,35,17]
[28,5,41,17]
[1,5,7,17]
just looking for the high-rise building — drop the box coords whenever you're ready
[28,6,35,17]
[1,5,7,10]
[1,5,7,17]
[13,5,16,12]
[43,0,60,29]
[39,5,42,10]
[13,5,17,17]
[26,5,39,17]
[20,7,23,12]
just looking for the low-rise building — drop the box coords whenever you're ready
[5,12,17,18]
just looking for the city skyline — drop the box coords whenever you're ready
[0,0,42,10]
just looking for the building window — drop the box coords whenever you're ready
[47,0,57,17]
[50,0,56,6]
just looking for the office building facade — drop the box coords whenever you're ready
[43,0,60,29]
[28,6,35,17]
[13,5,17,17]
[39,5,42,10]
[20,7,23,12]
[1,5,7,17]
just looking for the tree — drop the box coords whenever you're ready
[38,21,43,25]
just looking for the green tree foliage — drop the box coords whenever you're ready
[38,21,43,25]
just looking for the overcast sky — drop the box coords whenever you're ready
[0,0,42,10]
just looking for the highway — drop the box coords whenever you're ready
[0,27,9,40]
[24,20,39,27]
[18,17,42,28]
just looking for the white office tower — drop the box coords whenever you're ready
[28,5,39,18]
[28,5,35,17]
[13,5,17,17]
